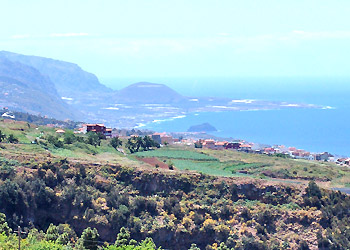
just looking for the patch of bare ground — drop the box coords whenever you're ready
[136,157,176,170]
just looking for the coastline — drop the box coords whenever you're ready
[139,107,349,157]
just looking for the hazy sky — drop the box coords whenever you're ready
[1,0,350,79]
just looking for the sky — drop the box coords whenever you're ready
[1,0,350,80]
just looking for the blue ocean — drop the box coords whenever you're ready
[103,77,350,156]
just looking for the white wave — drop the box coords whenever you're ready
[102,107,120,110]
[173,115,186,119]
[281,104,300,107]
[210,105,232,109]
[152,115,187,124]
[61,97,74,101]
[322,106,336,110]
[231,99,255,104]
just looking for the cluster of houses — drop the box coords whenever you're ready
[151,132,179,145]
[194,139,348,165]
[72,125,181,145]
[54,124,114,138]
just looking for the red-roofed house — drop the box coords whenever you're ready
[215,141,227,150]
[202,139,216,150]
[264,148,276,155]
[225,142,241,150]
[105,128,112,138]
[82,124,112,137]
[288,147,297,152]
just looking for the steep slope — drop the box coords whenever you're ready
[0,51,111,98]
[0,58,57,96]
[114,82,185,104]
[0,58,80,120]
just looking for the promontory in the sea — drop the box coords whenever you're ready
[187,122,217,132]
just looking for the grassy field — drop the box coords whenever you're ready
[134,148,270,177]
[134,149,217,161]
[172,159,251,177]
[198,148,350,187]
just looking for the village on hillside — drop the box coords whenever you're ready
[2,107,348,167]
[52,122,350,167]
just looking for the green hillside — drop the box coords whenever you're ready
[0,120,350,249]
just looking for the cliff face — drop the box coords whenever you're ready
[0,51,111,98]
[0,57,80,120]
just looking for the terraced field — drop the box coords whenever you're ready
[134,148,267,177]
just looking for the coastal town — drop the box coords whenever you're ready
[53,122,350,167]
[2,108,348,166]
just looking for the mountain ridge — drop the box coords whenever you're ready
[0,50,111,98]
[0,56,80,120]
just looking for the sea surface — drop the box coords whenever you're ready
[102,77,350,156]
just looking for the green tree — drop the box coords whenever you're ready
[27,228,45,243]
[136,136,144,152]
[63,131,76,144]
[47,135,64,148]
[78,227,99,250]
[306,181,322,198]
[115,227,136,247]
[0,213,11,235]
[143,136,159,151]
[110,137,122,150]
[56,232,70,245]
[138,237,157,249]
[46,223,59,242]
[0,179,22,214]
[0,130,6,142]
[126,138,138,153]
[7,134,18,143]
[57,223,77,245]
[86,132,101,147]
[304,181,322,208]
